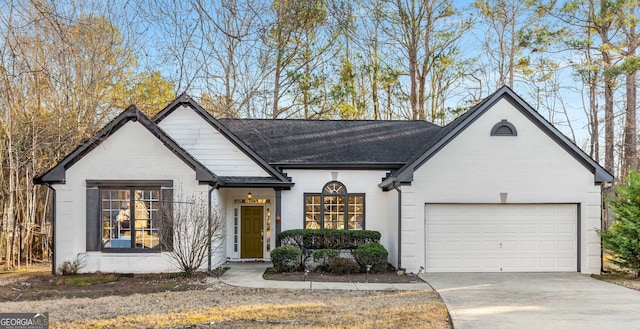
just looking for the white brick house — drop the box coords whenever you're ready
[35,86,612,274]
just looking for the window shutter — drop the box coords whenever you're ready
[160,187,173,251]
[86,187,101,251]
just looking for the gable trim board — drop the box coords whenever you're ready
[34,105,219,185]
[33,86,611,274]
[153,93,292,186]
[379,86,613,190]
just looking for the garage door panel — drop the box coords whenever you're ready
[558,223,574,233]
[521,224,537,233]
[520,240,538,250]
[502,224,518,233]
[558,240,574,251]
[425,204,577,272]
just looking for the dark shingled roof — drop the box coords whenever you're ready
[218,119,443,167]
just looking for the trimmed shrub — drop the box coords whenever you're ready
[278,229,381,250]
[270,246,302,272]
[329,257,360,274]
[312,249,339,271]
[313,249,339,262]
[353,242,389,273]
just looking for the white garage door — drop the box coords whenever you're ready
[425,204,577,272]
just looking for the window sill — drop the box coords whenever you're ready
[100,248,163,254]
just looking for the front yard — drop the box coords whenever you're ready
[0,265,451,329]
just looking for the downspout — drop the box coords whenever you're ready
[45,184,56,275]
[393,182,405,272]
[207,183,219,272]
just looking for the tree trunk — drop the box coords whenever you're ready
[603,71,614,174]
[409,47,419,120]
[273,46,283,119]
[622,2,638,176]
[589,79,599,160]
[623,69,637,175]
[372,36,380,120]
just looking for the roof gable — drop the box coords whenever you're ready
[379,86,613,189]
[34,105,218,184]
[153,94,292,184]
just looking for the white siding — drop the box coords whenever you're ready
[158,105,269,176]
[54,122,220,273]
[401,98,602,274]
[210,188,227,267]
[280,169,395,260]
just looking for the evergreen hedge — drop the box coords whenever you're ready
[278,229,381,250]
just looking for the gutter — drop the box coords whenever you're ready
[45,184,57,275]
[392,182,405,272]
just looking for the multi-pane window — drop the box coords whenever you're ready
[304,181,364,230]
[101,188,162,250]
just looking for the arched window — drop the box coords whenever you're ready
[304,181,365,230]
[491,119,518,136]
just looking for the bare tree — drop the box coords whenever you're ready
[387,0,469,120]
[0,0,141,269]
[160,191,224,275]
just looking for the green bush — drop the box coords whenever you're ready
[353,242,389,273]
[313,249,339,262]
[278,229,381,250]
[312,249,339,271]
[329,257,360,274]
[270,246,302,272]
[600,170,640,276]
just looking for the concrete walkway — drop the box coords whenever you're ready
[424,272,640,329]
[218,261,433,291]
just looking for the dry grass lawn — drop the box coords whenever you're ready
[1,266,451,329]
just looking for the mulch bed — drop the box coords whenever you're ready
[263,268,424,283]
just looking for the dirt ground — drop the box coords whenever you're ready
[592,257,640,292]
[593,273,640,291]
[0,264,451,329]
[0,269,208,302]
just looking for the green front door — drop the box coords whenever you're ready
[241,206,263,258]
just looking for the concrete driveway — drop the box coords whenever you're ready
[424,273,640,329]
